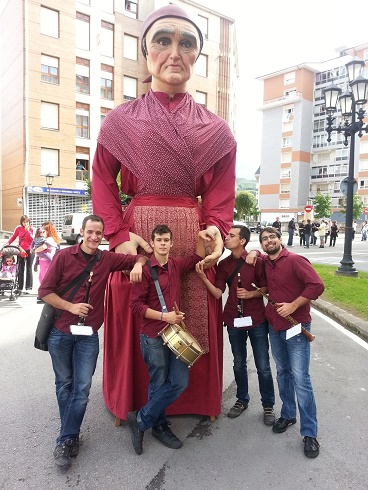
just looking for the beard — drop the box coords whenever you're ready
[263,242,282,256]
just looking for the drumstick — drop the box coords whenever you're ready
[174,301,186,331]
[251,283,315,342]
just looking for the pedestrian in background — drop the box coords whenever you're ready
[272,217,282,233]
[34,221,60,289]
[352,220,357,240]
[299,220,305,246]
[329,221,339,247]
[6,215,34,293]
[304,219,312,249]
[287,218,296,246]
[318,220,326,248]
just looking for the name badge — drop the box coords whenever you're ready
[234,316,252,328]
[70,324,93,335]
[286,323,302,340]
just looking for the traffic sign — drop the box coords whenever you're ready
[364,208,368,215]
[304,205,313,213]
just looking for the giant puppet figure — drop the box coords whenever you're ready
[92,4,237,421]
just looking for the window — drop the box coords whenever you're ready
[76,147,90,180]
[281,168,291,178]
[100,107,111,125]
[281,152,292,164]
[284,88,296,98]
[76,103,89,138]
[360,179,368,189]
[284,71,295,85]
[282,137,292,148]
[101,64,113,99]
[100,21,114,57]
[360,140,368,153]
[123,76,137,101]
[280,199,290,209]
[280,184,290,193]
[360,159,368,171]
[195,54,207,77]
[41,148,59,176]
[76,12,90,51]
[195,91,207,107]
[76,57,90,94]
[124,34,138,60]
[313,120,325,132]
[125,0,138,18]
[197,15,208,39]
[41,55,59,84]
[283,105,294,121]
[40,102,59,130]
[40,7,59,38]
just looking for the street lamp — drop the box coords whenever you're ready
[323,57,368,277]
[45,173,54,221]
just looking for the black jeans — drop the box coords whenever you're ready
[18,252,34,290]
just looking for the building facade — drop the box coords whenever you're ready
[0,0,237,233]
[257,44,368,225]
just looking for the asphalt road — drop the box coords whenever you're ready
[0,234,367,489]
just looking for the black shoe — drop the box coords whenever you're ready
[127,411,144,455]
[53,440,74,468]
[227,399,248,418]
[69,437,80,457]
[263,407,276,426]
[152,422,183,449]
[272,417,297,433]
[33,265,38,272]
[303,436,320,458]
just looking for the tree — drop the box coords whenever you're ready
[84,175,128,203]
[234,191,257,221]
[313,193,331,219]
[341,194,365,220]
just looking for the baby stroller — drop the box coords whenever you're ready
[0,245,23,301]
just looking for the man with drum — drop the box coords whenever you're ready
[196,224,275,425]
[129,224,222,455]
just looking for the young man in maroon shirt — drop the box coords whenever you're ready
[38,214,151,469]
[196,224,275,425]
[128,224,222,455]
[248,227,324,458]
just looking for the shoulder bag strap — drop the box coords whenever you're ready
[226,258,245,287]
[147,260,168,313]
[54,249,102,317]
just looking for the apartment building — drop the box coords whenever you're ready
[257,44,368,224]
[0,0,237,232]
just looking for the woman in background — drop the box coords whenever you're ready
[7,215,34,293]
[35,221,60,287]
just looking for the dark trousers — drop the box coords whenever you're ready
[18,252,34,290]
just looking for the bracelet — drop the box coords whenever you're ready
[160,312,164,321]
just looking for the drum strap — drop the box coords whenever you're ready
[147,260,168,313]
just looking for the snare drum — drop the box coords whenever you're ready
[159,323,204,368]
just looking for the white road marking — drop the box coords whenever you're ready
[312,307,368,350]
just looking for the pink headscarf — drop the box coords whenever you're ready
[140,4,203,58]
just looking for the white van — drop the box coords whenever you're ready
[61,213,88,244]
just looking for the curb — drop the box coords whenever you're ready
[312,298,368,343]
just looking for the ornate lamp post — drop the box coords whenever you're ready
[45,173,54,221]
[323,57,368,276]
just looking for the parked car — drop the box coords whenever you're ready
[233,220,257,233]
[61,213,88,244]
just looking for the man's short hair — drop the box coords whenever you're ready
[151,224,172,241]
[231,225,250,246]
[82,214,104,230]
[259,226,281,243]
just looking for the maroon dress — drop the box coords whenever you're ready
[93,90,236,419]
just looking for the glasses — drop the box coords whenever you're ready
[261,233,278,243]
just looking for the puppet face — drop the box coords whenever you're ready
[145,18,199,91]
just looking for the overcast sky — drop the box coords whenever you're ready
[198,0,368,179]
